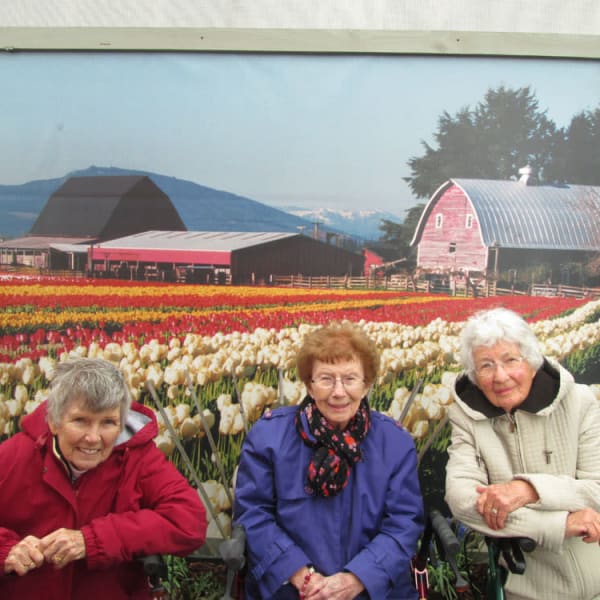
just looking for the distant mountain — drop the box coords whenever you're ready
[0,177,62,239]
[278,206,402,241]
[0,166,355,241]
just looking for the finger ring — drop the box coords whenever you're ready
[491,507,499,515]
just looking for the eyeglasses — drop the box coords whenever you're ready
[311,375,365,390]
[475,356,525,378]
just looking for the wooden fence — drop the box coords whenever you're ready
[272,274,495,297]
[3,266,600,299]
[271,275,600,300]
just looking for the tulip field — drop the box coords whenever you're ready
[1,274,600,558]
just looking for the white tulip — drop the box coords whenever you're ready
[154,432,175,456]
[0,396,8,419]
[145,364,164,387]
[5,398,23,417]
[103,342,124,362]
[24,399,42,414]
[206,512,231,539]
[21,364,37,386]
[166,384,181,401]
[167,347,181,361]
[38,356,57,380]
[219,403,240,435]
[13,384,28,406]
[174,403,191,424]
[217,394,232,411]
[180,416,199,440]
[410,420,429,439]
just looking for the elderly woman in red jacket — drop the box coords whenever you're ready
[0,357,207,600]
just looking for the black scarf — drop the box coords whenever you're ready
[294,395,370,498]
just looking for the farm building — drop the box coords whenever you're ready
[0,175,185,270]
[0,236,94,271]
[410,175,600,284]
[30,175,185,239]
[362,245,407,278]
[89,230,364,283]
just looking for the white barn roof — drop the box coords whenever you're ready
[94,230,298,251]
[0,235,93,250]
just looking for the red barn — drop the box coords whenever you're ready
[363,248,384,276]
[410,177,600,279]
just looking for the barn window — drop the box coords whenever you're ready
[449,242,456,253]
[466,214,473,228]
[435,214,443,228]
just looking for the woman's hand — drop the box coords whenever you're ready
[39,528,86,569]
[566,508,600,543]
[304,571,364,600]
[476,480,539,530]
[4,535,45,575]
[290,565,317,594]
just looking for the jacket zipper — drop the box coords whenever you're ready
[507,412,527,472]
[507,412,517,433]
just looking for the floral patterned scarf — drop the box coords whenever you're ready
[294,395,371,498]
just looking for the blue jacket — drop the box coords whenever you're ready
[234,404,424,599]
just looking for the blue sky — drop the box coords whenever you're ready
[1,52,598,216]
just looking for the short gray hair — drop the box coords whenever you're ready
[47,358,132,429]
[459,307,544,383]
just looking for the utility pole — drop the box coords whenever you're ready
[312,220,322,240]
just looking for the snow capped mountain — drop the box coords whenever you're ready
[277,206,402,241]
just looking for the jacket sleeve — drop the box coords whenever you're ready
[0,435,33,574]
[233,427,311,598]
[344,431,424,599]
[0,528,20,575]
[445,404,567,553]
[514,385,600,513]
[82,444,207,568]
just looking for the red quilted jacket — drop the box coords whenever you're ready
[0,401,207,599]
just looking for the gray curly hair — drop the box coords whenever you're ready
[46,358,131,429]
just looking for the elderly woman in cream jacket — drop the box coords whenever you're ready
[445,307,600,600]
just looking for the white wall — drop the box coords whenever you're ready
[1,0,599,57]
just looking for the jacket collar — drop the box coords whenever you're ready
[51,434,87,482]
[455,358,560,418]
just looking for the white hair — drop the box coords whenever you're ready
[459,307,544,383]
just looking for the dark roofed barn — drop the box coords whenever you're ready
[0,175,186,270]
[30,175,186,240]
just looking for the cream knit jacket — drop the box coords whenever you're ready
[445,359,600,600]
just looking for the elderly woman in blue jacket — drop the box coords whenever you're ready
[234,321,424,600]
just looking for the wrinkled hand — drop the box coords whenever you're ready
[4,535,45,576]
[476,480,539,530]
[304,571,364,600]
[39,528,86,569]
[566,508,600,543]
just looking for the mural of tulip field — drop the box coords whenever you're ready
[2,274,600,595]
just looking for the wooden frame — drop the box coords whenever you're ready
[1,27,599,59]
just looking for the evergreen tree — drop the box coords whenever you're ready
[546,106,600,185]
[378,204,425,258]
[405,86,559,199]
